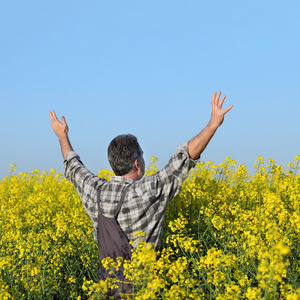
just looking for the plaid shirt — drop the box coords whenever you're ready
[64,143,197,250]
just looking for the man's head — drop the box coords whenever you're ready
[107,134,145,179]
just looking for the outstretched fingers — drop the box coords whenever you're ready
[49,110,54,122]
[211,91,233,113]
[219,95,234,117]
[223,104,233,115]
[211,91,225,107]
[219,95,226,107]
[211,91,218,105]
[211,91,216,103]
[49,110,59,123]
[49,110,65,126]
[61,116,67,125]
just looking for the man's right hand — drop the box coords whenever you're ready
[209,91,233,129]
[188,91,233,160]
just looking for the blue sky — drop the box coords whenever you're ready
[1,1,300,179]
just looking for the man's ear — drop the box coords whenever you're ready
[135,159,141,171]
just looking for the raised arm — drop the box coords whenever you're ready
[188,91,233,160]
[49,110,73,159]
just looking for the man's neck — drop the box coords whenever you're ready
[123,172,140,181]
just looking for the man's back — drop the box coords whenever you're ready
[63,143,196,250]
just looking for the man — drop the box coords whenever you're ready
[49,91,233,294]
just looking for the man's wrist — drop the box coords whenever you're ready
[207,121,219,132]
[58,134,69,141]
[58,135,73,159]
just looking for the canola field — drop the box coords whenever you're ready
[1,156,300,299]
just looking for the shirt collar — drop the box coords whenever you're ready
[110,176,136,184]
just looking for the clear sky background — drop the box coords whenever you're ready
[1,1,299,179]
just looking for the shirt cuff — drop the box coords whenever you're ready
[65,151,80,161]
[177,143,200,165]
